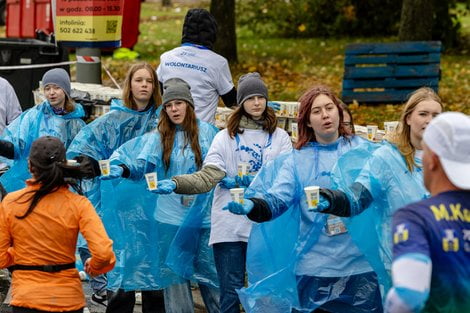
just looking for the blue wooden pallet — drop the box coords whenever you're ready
[342,41,442,104]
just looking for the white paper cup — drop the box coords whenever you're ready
[145,172,158,191]
[279,103,287,117]
[230,188,245,204]
[237,162,249,177]
[66,159,79,167]
[291,122,299,142]
[98,160,110,176]
[367,125,378,141]
[304,186,320,211]
[384,121,399,135]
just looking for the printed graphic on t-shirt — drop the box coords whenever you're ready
[393,223,409,244]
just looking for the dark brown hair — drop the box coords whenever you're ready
[340,101,355,134]
[158,103,203,171]
[295,85,352,149]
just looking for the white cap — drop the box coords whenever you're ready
[423,112,470,189]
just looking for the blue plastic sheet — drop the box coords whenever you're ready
[165,192,219,288]
[240,136,382,313]
[67,99,161,211]
[332,140,429,297]
[102,121,219,291]
[0,101,85,192]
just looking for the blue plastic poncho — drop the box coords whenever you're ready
[0,101,85,192]
[239,136,382,313]
[67,99,161,211]
[332,140,429,295]
[101,121,219,291]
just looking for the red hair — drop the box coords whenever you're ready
[295,85,352,149]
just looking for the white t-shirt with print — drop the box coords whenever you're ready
[157,45,234,124]
[204,127,292,245]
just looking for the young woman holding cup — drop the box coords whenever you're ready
[66,62,163,308]
[100,78,220,313]
[0,68,86,193]
[153,72,292,313]
[223,85,382,313]
[311,87,444,296]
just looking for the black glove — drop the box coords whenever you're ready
[0,140,14,159]
[73,155,100,179]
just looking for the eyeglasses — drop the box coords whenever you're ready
[342,122,353,127]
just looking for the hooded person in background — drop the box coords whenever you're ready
[0,68,86,193]
[385,112,470,313]
[156,8,237,124]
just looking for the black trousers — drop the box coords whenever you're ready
[105,289,164,313]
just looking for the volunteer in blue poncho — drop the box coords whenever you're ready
[153,72,292,313]
[224,85,383,313]
[0,68,85,192]
[101,78,220,313]
[314,87,444,295]
[66,62,162,308]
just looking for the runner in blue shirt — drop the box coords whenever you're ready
[385,112,470,313]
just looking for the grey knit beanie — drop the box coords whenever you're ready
[42,68,71,98]
[237,72,268,106]
[162,78,194,107]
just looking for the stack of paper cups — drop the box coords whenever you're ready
[291,122,299,142]
[384,121,399,135]
[367,125,378,141]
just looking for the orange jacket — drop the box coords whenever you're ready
[0,180,116,311]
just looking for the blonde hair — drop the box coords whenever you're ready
[389,87,443,172]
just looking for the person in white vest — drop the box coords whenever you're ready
[153,72,292,313]
[157,8,237,125]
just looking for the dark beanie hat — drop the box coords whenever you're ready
[181,8,217,50]
[162,78,194,107]
[42,68,71,98]
[237,72,268,106]
[29,136,66,165]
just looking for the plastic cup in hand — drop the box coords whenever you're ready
[98,160,110,176]
[291,122,299,142]
[367,125,378,141]
[145,172,158,191]
[237,162,249,178]
[66,159,79,167]
[304,186,320,211]
[230,188,245,204]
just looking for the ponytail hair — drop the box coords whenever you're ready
[15,136,90,219]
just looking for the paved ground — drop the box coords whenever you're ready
[0,277,207,313]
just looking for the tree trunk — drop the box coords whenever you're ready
[210,0,238,63]
[399,0,433,41]
[162,0,171,7]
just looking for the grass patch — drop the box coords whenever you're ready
[0,1,468,125]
